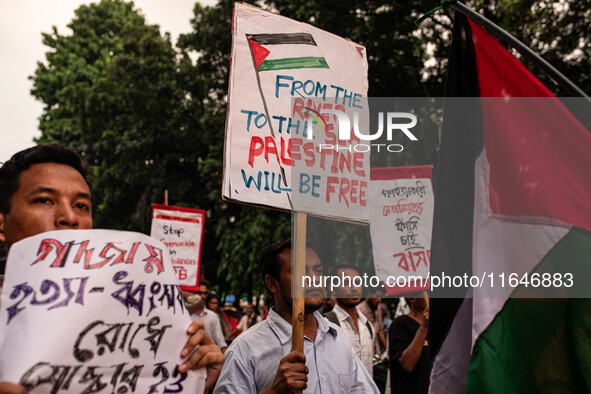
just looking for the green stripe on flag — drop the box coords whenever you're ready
[257,56,329,71]
[466,228,591,393]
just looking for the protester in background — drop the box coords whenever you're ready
[358,287,388,354]
[198,279,210,300]
[389,294,430,394]
[236,303,262,333]
[221,295,242,344]
[183,291,203,315]
[214,238,378,393]
[0,144,224,393]
[206,292,221,313]
[207,293,233,346]
[191,293,228,353]
[324,263,375,377]
[358,287,389,392]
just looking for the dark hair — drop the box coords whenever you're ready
[260,237,292,291]
[328,262,360,277]
[206,293,219,304]
[364,285,384,298]
[0,144,93,214]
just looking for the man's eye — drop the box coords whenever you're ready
[35,198,51,204]
[75,203,90,211]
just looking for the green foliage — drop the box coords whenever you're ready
[29,0,591,296]
[270,0,447,97]
[175,0,291,297]
[31,0,186,232]
[468,0,591,95]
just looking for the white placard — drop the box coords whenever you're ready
[0,229,205,393]
[150,204,205,291]
[370,166,434,295]
[223,3,370,223]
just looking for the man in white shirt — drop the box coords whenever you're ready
[236,303,262,332]
[324,263,375,377]
[191,292,228,352]
[213,238,378,393]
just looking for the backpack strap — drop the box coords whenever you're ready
[365,320,374,339]
[323,310,340,327]
[325,310,374,339]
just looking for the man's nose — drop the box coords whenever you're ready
[55,202,79,228]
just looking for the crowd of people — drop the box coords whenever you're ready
[0,144,431,393]
[184,258,430,393]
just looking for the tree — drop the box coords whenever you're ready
[31,0,190,233]
[177,1,291,297]
[269,0,446,97]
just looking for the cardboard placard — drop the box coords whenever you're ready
[223,3,370,223]
[0,229,205,393]
[150,204,205,291]
[370,166,434,295]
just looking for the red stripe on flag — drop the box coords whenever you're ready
[469,19,591,232]
[468,19,551,98]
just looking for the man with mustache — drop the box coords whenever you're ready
[324,263,375,378]
[213,238,378,393]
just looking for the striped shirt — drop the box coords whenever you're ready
[358,300,384,354]
[332,304,375,377]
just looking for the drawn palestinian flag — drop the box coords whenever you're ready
[246,33,329,71]
[429,12,591,394]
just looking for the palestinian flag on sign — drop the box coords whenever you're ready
[429,12,591,394]
[246,33,329,71]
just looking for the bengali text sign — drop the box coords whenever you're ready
[369,166,434,295]
[0,229,205,393]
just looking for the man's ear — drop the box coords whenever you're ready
[264,275,278,294]
[0,212,6,243]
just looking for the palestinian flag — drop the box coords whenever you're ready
[429,12,591,394]
[246,33,329,71]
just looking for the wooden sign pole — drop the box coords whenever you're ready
[291,211,307,356]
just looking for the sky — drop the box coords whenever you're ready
[0,0,216,164]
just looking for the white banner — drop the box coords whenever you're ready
[0,229,205,393]
[150,204,205,291]
[223,3,370,222]
[369,166,434,295]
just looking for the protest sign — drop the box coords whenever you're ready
[223,2,370,223]
[369,166,434,295]
[0,229,205,393]
[150,204,205,291]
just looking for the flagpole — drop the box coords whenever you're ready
[452,1,589,98]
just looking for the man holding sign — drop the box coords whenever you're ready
[214,238,378,393]
[0,144,223,393]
